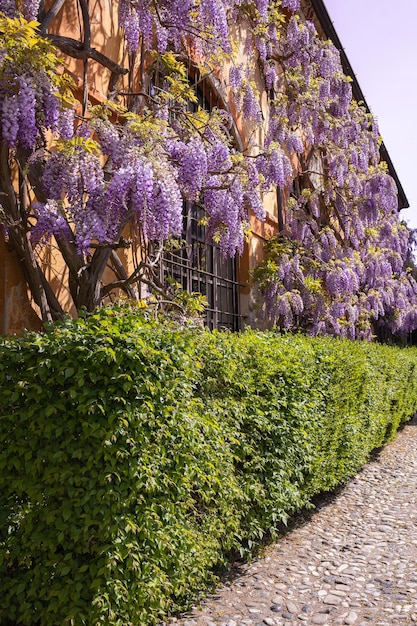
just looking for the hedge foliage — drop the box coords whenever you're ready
[1,306,417,625]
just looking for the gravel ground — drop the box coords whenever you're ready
[167,415,417,626]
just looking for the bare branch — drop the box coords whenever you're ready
[39,0,66,33]
[78,0,91,115]
[45,34,129,76]
[79,0,91,48]
[90,238,131,250]
[107,250,138,299]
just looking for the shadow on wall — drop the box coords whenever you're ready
[0,236,42,335]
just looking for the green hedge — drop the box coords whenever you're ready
[1,306,417,625]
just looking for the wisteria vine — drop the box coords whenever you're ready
[0,0,416,337]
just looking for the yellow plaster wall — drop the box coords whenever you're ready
[0,236,42,335]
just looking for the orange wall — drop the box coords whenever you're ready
[0,236,42,335]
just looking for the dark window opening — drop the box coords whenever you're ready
[162,202,242,331]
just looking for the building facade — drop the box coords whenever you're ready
[0,0,409,335]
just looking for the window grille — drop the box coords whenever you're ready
[162,202,241,331]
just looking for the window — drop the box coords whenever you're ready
[150,62,242,330]
[162,202,242,331]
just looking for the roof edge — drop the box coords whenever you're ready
[308,0,409,209]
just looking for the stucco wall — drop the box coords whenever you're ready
[0,235,42,335]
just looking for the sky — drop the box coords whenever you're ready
[323,0,417,230]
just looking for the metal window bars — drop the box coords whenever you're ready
[162,202,242,331]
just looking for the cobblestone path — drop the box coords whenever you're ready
[169,415,417,626]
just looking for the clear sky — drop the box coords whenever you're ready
[323,0,417,230]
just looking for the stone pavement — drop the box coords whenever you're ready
[168,415,417,626]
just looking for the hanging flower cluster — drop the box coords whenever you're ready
[0,16,71,148]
